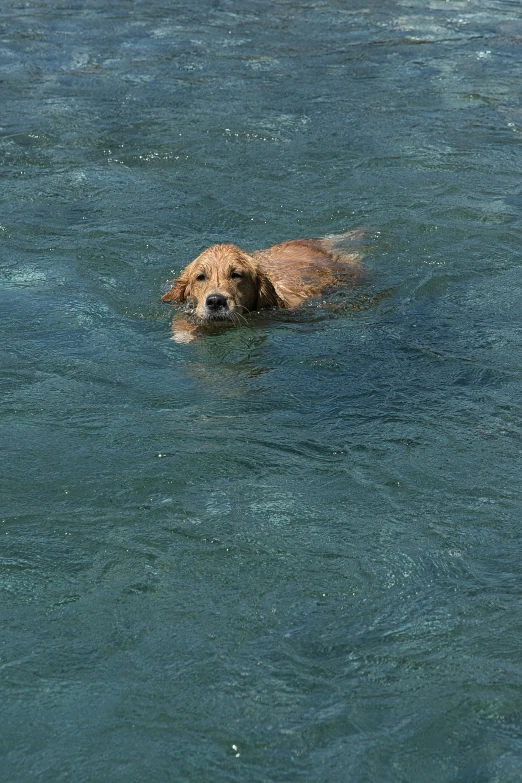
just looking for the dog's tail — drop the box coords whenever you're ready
[317,229,366,266]
[322,229,365,250]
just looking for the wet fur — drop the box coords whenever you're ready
[162,231,363,340]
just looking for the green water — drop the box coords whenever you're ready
[2,0,522,780]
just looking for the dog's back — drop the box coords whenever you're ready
[253,231,364,308]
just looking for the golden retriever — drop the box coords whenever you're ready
[162,230,363,341]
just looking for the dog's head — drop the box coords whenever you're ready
[161,243,286,321]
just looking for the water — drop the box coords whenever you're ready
[2,0,522,779]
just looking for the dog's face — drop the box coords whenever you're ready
[162,243,284,321]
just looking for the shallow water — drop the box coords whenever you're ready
[2,0,522,780]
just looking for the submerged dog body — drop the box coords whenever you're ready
[161,231,363,336]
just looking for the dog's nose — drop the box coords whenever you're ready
[206,294,228,311]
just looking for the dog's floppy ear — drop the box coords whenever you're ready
[256,269,288,310]
[161,272,190,303]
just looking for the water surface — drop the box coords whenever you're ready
[2,0,522,780]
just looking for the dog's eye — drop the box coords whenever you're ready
[230,271,243,280]
[196,273,206,281]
